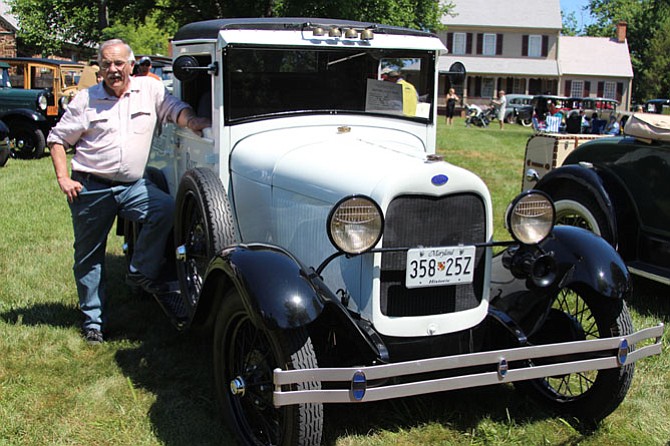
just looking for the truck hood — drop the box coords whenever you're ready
[231,124,488,205]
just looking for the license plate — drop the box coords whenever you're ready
[405,245,476,289]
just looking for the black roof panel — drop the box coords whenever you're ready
[173,17,435,42]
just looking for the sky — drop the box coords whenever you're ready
[560,0,594,29]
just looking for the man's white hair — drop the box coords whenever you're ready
[98,39,135,64]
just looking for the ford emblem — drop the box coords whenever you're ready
[431,174,448,186]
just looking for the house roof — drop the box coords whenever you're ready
[0,0,18,31]
[441,0,562,30]
[439,55,559,77]
[558,36,633,78]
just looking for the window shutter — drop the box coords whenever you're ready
[597,82,604,97]
[507,77,514,92]
[522,35,528,56]
[616,82,623,102]
[466,33,473,54]
[565,80,572,96]
[475,77,482,96]
[477,33,483,54]
[584,81,590,97]
[496,34,503,55]
[541,36,549,57]
[447,33,453,52]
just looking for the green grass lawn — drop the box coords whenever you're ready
[0,118,668,445]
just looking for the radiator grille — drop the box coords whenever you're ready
[381,194,487,317]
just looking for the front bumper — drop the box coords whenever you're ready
[273,323,663,406]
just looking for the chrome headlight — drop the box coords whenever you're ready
[59,95,70,110]
[505,190,555,244]
[37,94,48,111]
[327,196,383,254]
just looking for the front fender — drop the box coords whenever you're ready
[535,164,617,246]
[206,244,327,330]
[491,225,630,336]
[0,108,48,124]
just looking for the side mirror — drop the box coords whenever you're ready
[172,56,200,82]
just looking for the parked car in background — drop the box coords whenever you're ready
[503,94,533,126]
[580,97,619,120]
[0,61,53,159]
[0,119,11,167]
[644,98,670,115]
[0,57,88,158]
[533,113,670,286]
[120,18,663,446]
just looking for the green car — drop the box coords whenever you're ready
[0,60,69,159]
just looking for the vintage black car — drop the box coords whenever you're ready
[534,114,670,285]
[0,119,10,167]
[644,98,670,115]
[503,94,533,126]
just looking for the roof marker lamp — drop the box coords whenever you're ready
[328,196,384,255]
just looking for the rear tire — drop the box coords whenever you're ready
[175,168,238,307]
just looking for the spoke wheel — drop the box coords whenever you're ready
[214,289,323,445]
[544,184,615,244]
[175,168,237,306]
[517,286,634,425]
[9,121,45,159]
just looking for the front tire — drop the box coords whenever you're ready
[518,286,634,425]
[549,185,615,244]
[214,289,323,445]
[9,121,45,159]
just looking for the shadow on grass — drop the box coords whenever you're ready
[628,276,670,319]
[3,251,619,444]
[322,385,584,444]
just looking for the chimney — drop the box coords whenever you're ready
[616,21,627,43]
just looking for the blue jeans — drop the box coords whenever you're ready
[68,174,174,331]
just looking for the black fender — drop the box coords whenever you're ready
[0,109,49,125]
[200,243,389,362]
[491,225,631,337]
[535,164,617,246]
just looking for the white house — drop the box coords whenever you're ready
[436,0,633,110]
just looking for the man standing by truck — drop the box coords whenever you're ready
[47,39,210,344]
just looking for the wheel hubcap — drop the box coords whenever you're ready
[230,376,246,397]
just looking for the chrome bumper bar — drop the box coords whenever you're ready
[273,324,663,407]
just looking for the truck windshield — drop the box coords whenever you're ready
[224,46,436,123]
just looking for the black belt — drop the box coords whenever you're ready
[71,170,137,187]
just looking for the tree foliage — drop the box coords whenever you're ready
[561,11,580,36]
[584,0,670,101]
[9,0,451,57]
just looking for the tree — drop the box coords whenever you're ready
[561,11,581,36]
[9,0,452,57]
[584,0,670,102]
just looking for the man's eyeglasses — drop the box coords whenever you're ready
[100,60,129,70]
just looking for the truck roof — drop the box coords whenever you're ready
[173,17,437,42]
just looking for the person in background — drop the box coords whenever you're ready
[606,114,620,135]
[491,90,507,130]
[385,70,418,117]
[445,88,459,126]
[135,56,161,81]
[47,39,211,345]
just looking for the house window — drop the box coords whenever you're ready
[528,35,542,57]
[482,78,495,98]
[570,80,583,98]
[603,81,616,99]
[483,34,496,56]
[452,32,466,55]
